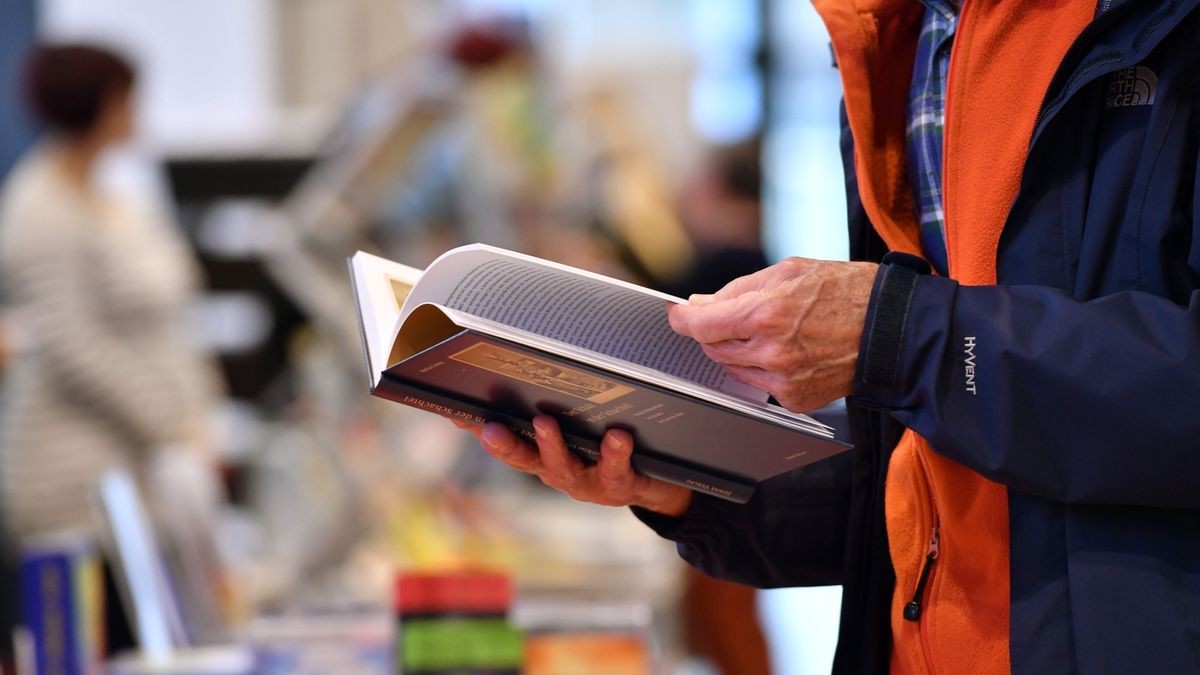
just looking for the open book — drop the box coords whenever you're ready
[349,245,849,503]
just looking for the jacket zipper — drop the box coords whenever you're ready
[904,455,943,675]
[912,460,943,675]
[905,433,945,675]
[904,524,940,622]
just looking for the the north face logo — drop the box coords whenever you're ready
[1106,66,1157,108]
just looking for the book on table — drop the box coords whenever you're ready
[348,244,850,503]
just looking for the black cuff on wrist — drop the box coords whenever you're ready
[859,252,930,388]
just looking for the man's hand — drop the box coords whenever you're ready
[455,416,693,517]
[668,257,878,412]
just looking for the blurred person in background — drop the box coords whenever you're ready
[667,139,767,298]
[0,43,222,553]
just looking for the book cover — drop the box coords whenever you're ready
[377,330,848,503]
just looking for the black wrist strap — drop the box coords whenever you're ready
[860,252,930,387]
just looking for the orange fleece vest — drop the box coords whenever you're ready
[812,1,1093,672]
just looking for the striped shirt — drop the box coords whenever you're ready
[906,0,960,276]
[0,146,220,541]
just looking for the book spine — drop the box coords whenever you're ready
[629,453,753,504]
[374,376,755,503]
[21,550,82,675]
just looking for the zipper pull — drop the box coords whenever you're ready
[903,526,940,622]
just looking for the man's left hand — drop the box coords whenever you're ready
[667,258,878,412]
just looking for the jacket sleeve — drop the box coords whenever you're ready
[632,449,851,588]
[854,269,1200,508]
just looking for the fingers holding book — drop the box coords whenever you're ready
[478,422,543,474]
[529,416,587,488]
[474,415,692,518]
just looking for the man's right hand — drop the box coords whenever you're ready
[455,415,693,518]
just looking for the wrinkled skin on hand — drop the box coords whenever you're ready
[667,257,878,412]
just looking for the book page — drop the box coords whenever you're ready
[440,308,831,436]
[403,245,762,399]
[349,251,423,384]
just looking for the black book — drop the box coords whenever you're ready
[348,245,850,503]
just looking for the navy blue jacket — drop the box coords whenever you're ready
[637,1,1200,673]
